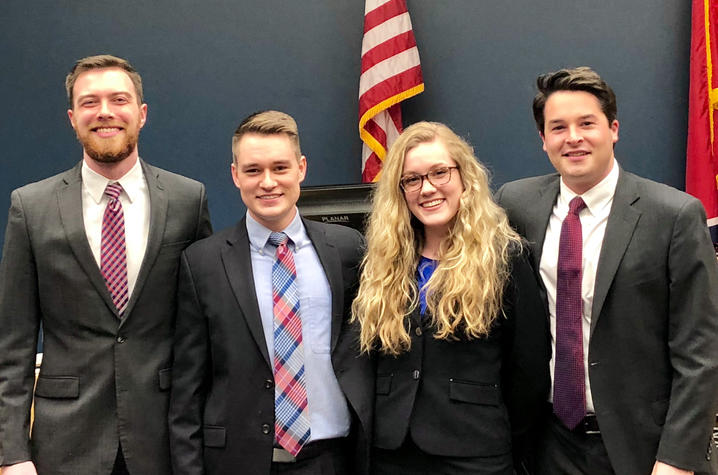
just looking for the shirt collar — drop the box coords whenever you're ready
[81,158,145,204]
[245,208,309,252]
[558,158,619,216]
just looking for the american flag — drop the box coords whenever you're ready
[358,0,424,183]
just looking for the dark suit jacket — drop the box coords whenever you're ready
[0,160,212,475]
[373,248,550,462]
[496,169,718,474]
[169,217,373,475]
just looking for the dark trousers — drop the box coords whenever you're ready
[535,414,615,475]
[372,436,513,475]
[270,438,350,475]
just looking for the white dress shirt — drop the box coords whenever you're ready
[540,160,619,413]
[82,158,150,300]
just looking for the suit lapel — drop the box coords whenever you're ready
[222,220,272,366]
[304,219,344,353]
[57,162,119,315]
[590,170,640,335]
[525,175,560,269]
[122,160,168,321]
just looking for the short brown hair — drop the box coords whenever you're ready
[65,54,143,107]
[532,66,617,133]
[231,110,302,161]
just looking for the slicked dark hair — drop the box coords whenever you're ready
[532,66,617,133]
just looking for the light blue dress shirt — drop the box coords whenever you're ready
[246,211,351,442]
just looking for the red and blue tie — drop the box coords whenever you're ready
[101,183,129,316]
[553,196,587,429]
[269,232,310,455]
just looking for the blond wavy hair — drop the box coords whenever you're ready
[351,122,521,355]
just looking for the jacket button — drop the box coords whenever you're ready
[264,379,273,389]
[116,336,126,343]
[262,423,271,434]
[414,327,422,336]
[412,370,420,380]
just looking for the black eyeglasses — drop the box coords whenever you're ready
[399,166,459,192]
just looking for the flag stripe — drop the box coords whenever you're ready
[359,46,421,96]
[362,151,384,183]
[360,68,424,123]
[363,118,388,151]
[362,12,412,53]
[365,0,393,13]
[360,83,423,160]
[361,106,401,179]
[364,0,407,32]
[361,31,418,74]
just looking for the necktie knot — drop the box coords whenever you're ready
[568,196,586,216]
[104,182,123,200]
[268,232,289,248]
[104,183,123,212]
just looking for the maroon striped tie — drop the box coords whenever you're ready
[101,183,129,316]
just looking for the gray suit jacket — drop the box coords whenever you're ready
[168,217,373,475]
[0,160,212,475]
[496,168,718,474]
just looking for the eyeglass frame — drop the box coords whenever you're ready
[399,166,459,192]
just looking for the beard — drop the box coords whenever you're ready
[76,127,139,164]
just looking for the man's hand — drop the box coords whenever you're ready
[651,461,694,475]
[1,461,38,475]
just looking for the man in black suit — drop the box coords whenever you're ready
[169,110,372,475]
[0,55,212,475]
[496,67,718,475]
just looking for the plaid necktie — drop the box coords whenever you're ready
[553,196,587,429]
[101,183,129,316]
[268,232,310,455]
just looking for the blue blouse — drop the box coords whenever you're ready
[417,256,437,315]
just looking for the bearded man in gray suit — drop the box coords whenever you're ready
[0,55,212,475]
[496,67,718,475]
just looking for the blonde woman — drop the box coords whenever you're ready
[352,122,549,474]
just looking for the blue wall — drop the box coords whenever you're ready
[0,0,691,254]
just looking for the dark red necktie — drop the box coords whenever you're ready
[553,196,587,429]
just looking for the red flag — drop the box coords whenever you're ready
[359,0,424,183]
[686,0,718,249]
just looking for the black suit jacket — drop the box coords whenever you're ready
[169,217,373,475]
[0,160,211,475]
[496,169,718,474]
[373,248,550,462]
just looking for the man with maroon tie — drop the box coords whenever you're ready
[0,54,211,475]
[496,66,718,475]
